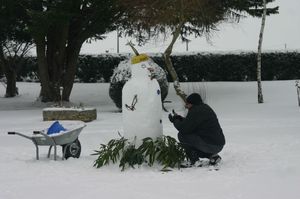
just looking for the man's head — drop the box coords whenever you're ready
[185,93,202,109]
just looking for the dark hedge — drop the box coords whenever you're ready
[15,51,300,82]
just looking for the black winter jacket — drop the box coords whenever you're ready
[173,104,225,146]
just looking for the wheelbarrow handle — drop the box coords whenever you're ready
[7,131,33,140]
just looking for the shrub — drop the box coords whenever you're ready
[92,136,187,171]
[18,51,300,82]
[109,58,169,109]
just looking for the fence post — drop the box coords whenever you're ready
[60,86,63,107]
[296,80,300,107]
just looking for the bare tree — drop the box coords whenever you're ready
[257,0,267,104]
[119,0,278,103]
[0,41,33,97]
[0,0,33,97]
[120,0,233,102]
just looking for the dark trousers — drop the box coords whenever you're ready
[178,133,223,163]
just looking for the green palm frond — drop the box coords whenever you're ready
[93,135,187,171]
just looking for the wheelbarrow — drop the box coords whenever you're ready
[8,121,86,160]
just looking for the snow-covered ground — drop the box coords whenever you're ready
[1,81,300,199]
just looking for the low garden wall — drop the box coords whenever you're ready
[43,107,97,122]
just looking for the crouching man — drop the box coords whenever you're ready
[169,93,225,167]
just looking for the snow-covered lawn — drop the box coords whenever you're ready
[1,81,299,199]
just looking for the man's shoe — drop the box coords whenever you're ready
[209,155,222,166]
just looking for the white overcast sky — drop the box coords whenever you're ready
[81,0,299,54]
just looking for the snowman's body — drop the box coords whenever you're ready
[122,54,163,142]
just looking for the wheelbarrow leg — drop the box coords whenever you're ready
[31,140,39,160]
[36,132,57,160]
[62,145,67,160]
[48,145,57,160]
[36,145,39,160]
[8,132,41,160]
[54,145,57,161]
[48,146,52,158]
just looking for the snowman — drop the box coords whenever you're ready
[122,54,163,143]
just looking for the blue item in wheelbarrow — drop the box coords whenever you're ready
[8,121,86,161]
[47,121,66,135]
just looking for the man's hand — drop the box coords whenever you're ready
[172,109,178,116]
[168,114,174,123]
[173,114,183,121]
[169,112,183,123]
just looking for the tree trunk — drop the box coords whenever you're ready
[0,48,17,97]
[62,39,82,101]
[4,66,17,97]
[163,21,187,103]
[257,0,267,104]
[36,24,81,103]
[35,36,53,102]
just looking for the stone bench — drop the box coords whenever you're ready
[43,107,97,122]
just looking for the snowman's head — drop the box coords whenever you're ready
[131,54,154,79]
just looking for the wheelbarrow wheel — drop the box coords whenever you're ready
[63,139,81,159]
